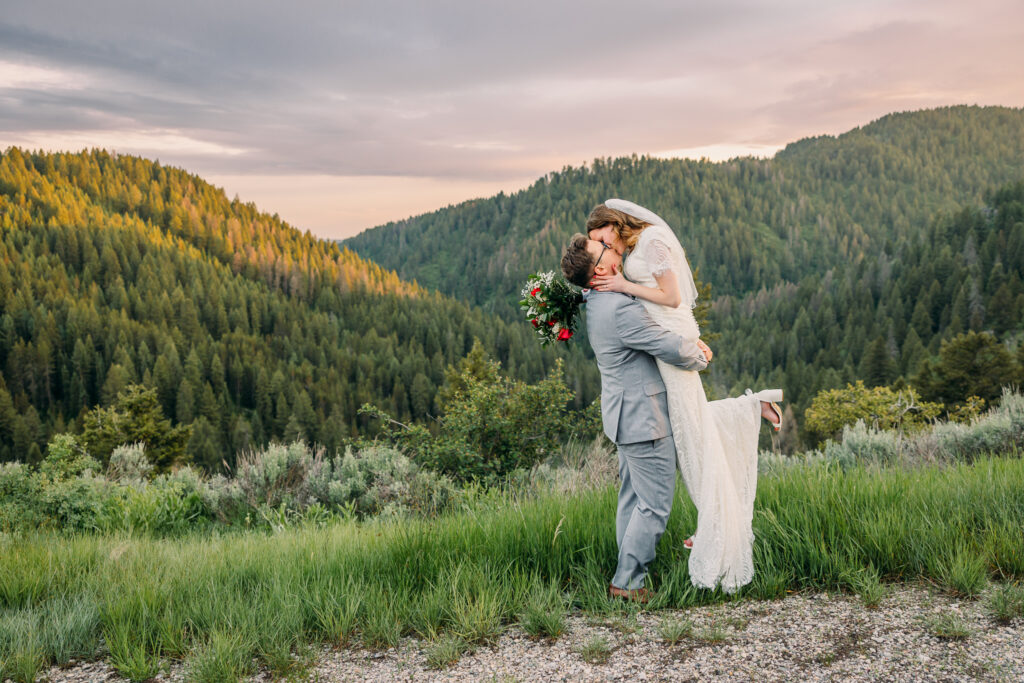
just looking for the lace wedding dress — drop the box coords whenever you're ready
[623,224,762,593]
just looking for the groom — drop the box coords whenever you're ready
[561,233,709,601]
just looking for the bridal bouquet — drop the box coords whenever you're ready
[519,271,583,346]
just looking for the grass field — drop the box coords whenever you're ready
[2,453,1023,682]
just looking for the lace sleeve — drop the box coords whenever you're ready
[644,237,675,278]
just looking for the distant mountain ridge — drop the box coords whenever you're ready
[345,105,1024,315]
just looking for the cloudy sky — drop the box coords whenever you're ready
[2,1,1022,239]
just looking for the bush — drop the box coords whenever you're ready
[806,387,1024,468]
[363,348,576,482]
[202,441,457,524]
[37,434,100,483]
[106,443,154,484]
[2,436,457,534]
[0,462,44,532]
[99,470,212,535]
[0,438,109,533]
[804,381,941,446]
[823,421,901,468]
[37,475,108,532]
[307,445,456,517]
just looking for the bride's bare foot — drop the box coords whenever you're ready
[761,401,782,430]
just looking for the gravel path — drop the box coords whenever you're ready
[38,585,1024,682]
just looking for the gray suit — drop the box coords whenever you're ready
[585,291,708,590]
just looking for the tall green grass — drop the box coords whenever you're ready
[2,454,1023,682]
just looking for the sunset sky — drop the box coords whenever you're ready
[2,0,1022,240]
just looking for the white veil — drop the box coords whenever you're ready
[605,198,699,308]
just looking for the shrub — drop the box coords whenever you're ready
[824,421,901,468]
[202,441,457,524]
[0,462,44,532]
[363,348,576,483]
[37,434,100,482]
[99,472,211,535]
[438,360,574,480]
[811,387,1024,468]
[234,441,318,510]
[37,475,108,532]
[307,445,456,518]
[804,381,941,446]
[106,443,154,484]
[1,437,108,533]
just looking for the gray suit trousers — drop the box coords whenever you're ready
[612,435,678,591]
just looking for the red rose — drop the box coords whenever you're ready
[557,328,572,341]
[548,320,555,327]
[531,318,539,328]
[530,287,541,296]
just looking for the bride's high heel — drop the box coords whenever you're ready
[746,389,784,432]
[749,389,783,403]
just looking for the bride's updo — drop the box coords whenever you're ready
[586,204,652,250]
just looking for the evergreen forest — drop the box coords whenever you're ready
[0,149,594,470]
[3,105,1024,468]
[346,105,1024,446]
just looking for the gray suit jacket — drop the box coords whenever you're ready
[586,291,708,444]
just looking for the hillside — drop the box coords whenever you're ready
[0,149,599,468]
[346,106,1024,313]
[710,179,1024,409]
[346,106,1024,444]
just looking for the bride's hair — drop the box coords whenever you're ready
[586,204,651,251]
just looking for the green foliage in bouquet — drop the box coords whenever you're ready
[520,272,584,346]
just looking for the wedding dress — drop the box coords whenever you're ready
[622,223,762,593]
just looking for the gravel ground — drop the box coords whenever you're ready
[37,585,1024,682]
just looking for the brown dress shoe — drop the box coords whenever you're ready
[609,584,649,604]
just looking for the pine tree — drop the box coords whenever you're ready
[915,331,1017,406]
[900,328,927,377]
[176,379,195,424]
[861,336,896,387]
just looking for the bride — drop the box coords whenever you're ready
[587,198,782,593]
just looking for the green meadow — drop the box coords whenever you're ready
[3,450,1023,682]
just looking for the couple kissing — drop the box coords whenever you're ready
[560,199,783,601]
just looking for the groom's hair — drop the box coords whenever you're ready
[561,233,594,288]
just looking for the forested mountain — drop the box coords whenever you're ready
[0,149,598,469]
[346,106,1024,444]
[346,106,1024,315]
[2,105,1021,469]
[710,180,1024,410]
